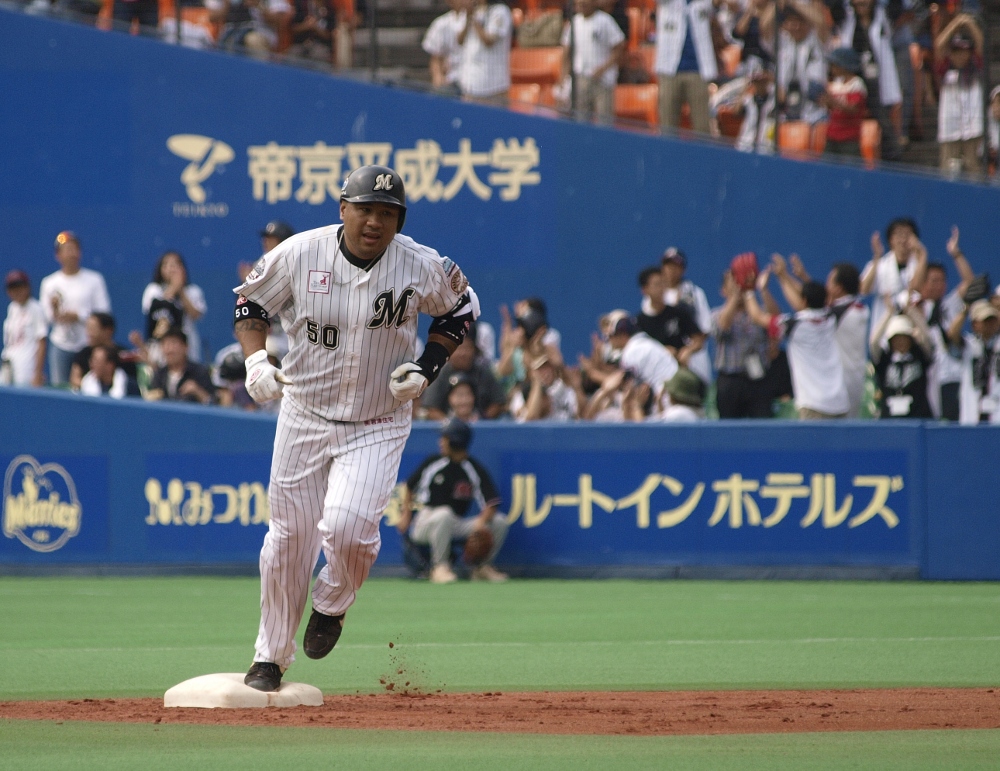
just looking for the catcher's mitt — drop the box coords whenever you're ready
[730,252,759,290]
[462,528,494,566]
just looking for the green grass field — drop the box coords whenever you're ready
[2,577,1000,769]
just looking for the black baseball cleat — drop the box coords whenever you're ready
[303,609,345,660]
[245,662,283,692]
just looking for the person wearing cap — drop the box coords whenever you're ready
[652,367,705,422]
[141,251,207,364]
[260,221,295,254]
[636,265,706,394]
[509,354,579,421]
[734,67,777,155]
[821,47,868,157]
[869,310,933,419]
[38,232,112,387]
[829,0,902,161]
[397,419,508,583]
[948,299,1000,425]
[657,248,713,384]
[606,315,678,403]
[1,270,47,388]
[934,14,985,177]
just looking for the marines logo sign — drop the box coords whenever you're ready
[3,455,82,553]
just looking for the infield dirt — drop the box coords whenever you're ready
[1,688,998,735]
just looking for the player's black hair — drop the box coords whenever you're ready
[802,281,827,309]
[926,261,947,277]
[91,311,116,332]
[161,326,188,345]
[886,217,919,243]
[638,266,660,288]
[152,250,189,285]
[830,263,860,296]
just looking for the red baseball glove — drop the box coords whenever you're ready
[463,528,494,566]
[730,252,759,290]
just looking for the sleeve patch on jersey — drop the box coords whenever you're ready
[245,257,266,283]
[450,268,469,295]
[442,257,456,275]
[308,270,332,294]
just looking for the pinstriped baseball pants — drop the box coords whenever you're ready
[253,396,410,669]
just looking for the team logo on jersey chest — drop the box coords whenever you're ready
[308,271,332,294]
[368,288,415,329]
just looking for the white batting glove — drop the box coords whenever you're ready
[389,362,428,402]
[245,349,292,403]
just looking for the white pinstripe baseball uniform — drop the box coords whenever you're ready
[235,224,474,670]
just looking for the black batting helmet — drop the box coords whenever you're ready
[339,165,407,231]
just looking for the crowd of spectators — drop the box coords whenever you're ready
[5,219,1000,425]
[15,0,1000,178]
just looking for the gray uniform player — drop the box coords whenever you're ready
[234,165,480,692]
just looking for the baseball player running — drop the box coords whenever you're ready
[234,165,480,692]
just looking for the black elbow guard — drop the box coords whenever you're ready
[428,298,473,346]
[234,296,270,327]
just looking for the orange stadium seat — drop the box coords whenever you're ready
[509,46,564,85]
[777,120,812,159]
[860,119,882,167]
[810,121,828,154]
[614,83,659,126]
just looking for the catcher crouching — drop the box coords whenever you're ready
[396,419,509,583]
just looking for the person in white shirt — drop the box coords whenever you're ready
[948,300,1000,425]
[456,0,512,102]
[775,2,828,126]
[653,0,718,132]
[79,345,129,399]
[141,250,208,363]
[1,270,47,388]
[38,231,112,387]
[744,259,849,419]
[424,0,466,95]
[607,315,678,400]
[561,0,626,124]
[860,217,928,340]
[787,256,871,418]
[919,226,974,420]
[933,16,985,177]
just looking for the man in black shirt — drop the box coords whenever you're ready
[397,419,508,583]
[636,266,706,386]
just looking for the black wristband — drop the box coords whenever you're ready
[415,341,450,384]
[234,296,270,327]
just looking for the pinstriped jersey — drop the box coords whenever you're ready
[234,224,473,422]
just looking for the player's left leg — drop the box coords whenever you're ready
[311,414,410,617]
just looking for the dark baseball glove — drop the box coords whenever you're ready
[462,528,494,566]
[964,274,991,305]
[730,252,759,290]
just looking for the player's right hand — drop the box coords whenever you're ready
[389,362,428,402]
[245,349,292,403]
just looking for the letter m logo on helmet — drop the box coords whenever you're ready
[373,174,394,192]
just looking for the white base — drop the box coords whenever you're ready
[163,672,324,709]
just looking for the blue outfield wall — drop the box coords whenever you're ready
[1,389,997,579]
[2,9,1000,361]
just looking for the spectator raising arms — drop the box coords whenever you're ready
[934,15,985,178]
[860,217,928,339]
[869,310,933,419]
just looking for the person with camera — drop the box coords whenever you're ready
[869,306,933,419]
[775,0,828,126]
[495,300,561,395]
